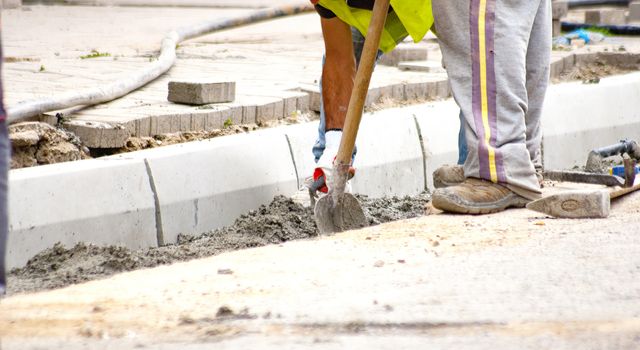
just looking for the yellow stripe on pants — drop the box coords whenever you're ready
[478,0,498,183]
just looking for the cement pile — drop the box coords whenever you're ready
[8,193,430,294]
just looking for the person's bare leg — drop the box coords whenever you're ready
[320,17,356,130]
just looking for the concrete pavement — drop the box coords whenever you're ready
[1,190,639,349]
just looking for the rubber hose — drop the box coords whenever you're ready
[568,0,630,8]
[7,3,313,124]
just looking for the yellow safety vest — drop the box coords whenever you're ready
[317,0,433,53]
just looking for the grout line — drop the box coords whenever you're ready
[413,114,429,192]
[144,158,165,247]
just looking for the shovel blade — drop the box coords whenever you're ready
[314,193,368,234]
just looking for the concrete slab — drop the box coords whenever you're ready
[349,112,425,197]
[2,191,640,348]
[413,101,462,191]
[542,72,640,169]
[7,158,158,269]
[112,130,298,244]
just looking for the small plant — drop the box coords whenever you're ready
[39,65,45,72]
[223,118,233,129]
[80,50,111,60]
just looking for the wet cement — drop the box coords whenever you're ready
[7,193,430,295]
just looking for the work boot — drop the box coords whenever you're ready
[431,178,530,214]
[433,164,465,188]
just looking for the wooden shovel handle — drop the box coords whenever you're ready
[335,0,390,165]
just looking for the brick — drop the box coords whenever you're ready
[630,1,640,22]
[167,81,236,105]
[379,45,428,66]
[585,10,626,25]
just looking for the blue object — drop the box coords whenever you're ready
[609,165,640,177]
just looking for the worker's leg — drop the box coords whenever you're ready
[524,0,552,175]
[432,0,545,201]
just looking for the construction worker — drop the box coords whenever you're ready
[0,33,8,296]
[310,0,434,193]
[311,0,550,214]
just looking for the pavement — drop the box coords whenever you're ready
[2,2,640,348]
[1,189,639,349]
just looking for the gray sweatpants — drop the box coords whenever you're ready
[432,0,551,199]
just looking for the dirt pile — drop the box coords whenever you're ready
[10,122,91,169]
[8,193,430,295]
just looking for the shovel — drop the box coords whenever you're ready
[314,0,390,234]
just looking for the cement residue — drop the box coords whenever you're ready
[8,193,430,295]
[9,122,91,169]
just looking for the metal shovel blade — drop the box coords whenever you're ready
[314,193,368,234]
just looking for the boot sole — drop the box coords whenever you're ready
[432,192,530,214]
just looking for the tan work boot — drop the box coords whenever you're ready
[431,178,530,214]
[433,164,465,188]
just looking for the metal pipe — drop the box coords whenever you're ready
[7,4,313,124]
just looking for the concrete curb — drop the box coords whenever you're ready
[7,72,640,268]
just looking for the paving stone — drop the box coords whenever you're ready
[585,9,627,25]
[379,44,428,66]
[150,114,174,135]
[136,116,152,137]
[295,93,310,113]
[242,105,257,124]
[552,1,568,20]
[404,82,429,101]
[205,110,224,130]
[391,83,405,100]
[630,1,640,22]
[562,54,576,72]
[298,85,321,112]
[398,60,445,73]
[575,52,598,66]
[553,19,562,37]
[167,81,236,105]
[1,0,21,9]
[64,120,129,148]
[190,112,205,131]
[256,100,277,123]
[435,79,451,100]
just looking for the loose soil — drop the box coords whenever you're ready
[7,193,431,295]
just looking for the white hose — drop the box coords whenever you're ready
[7,4,313,124]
